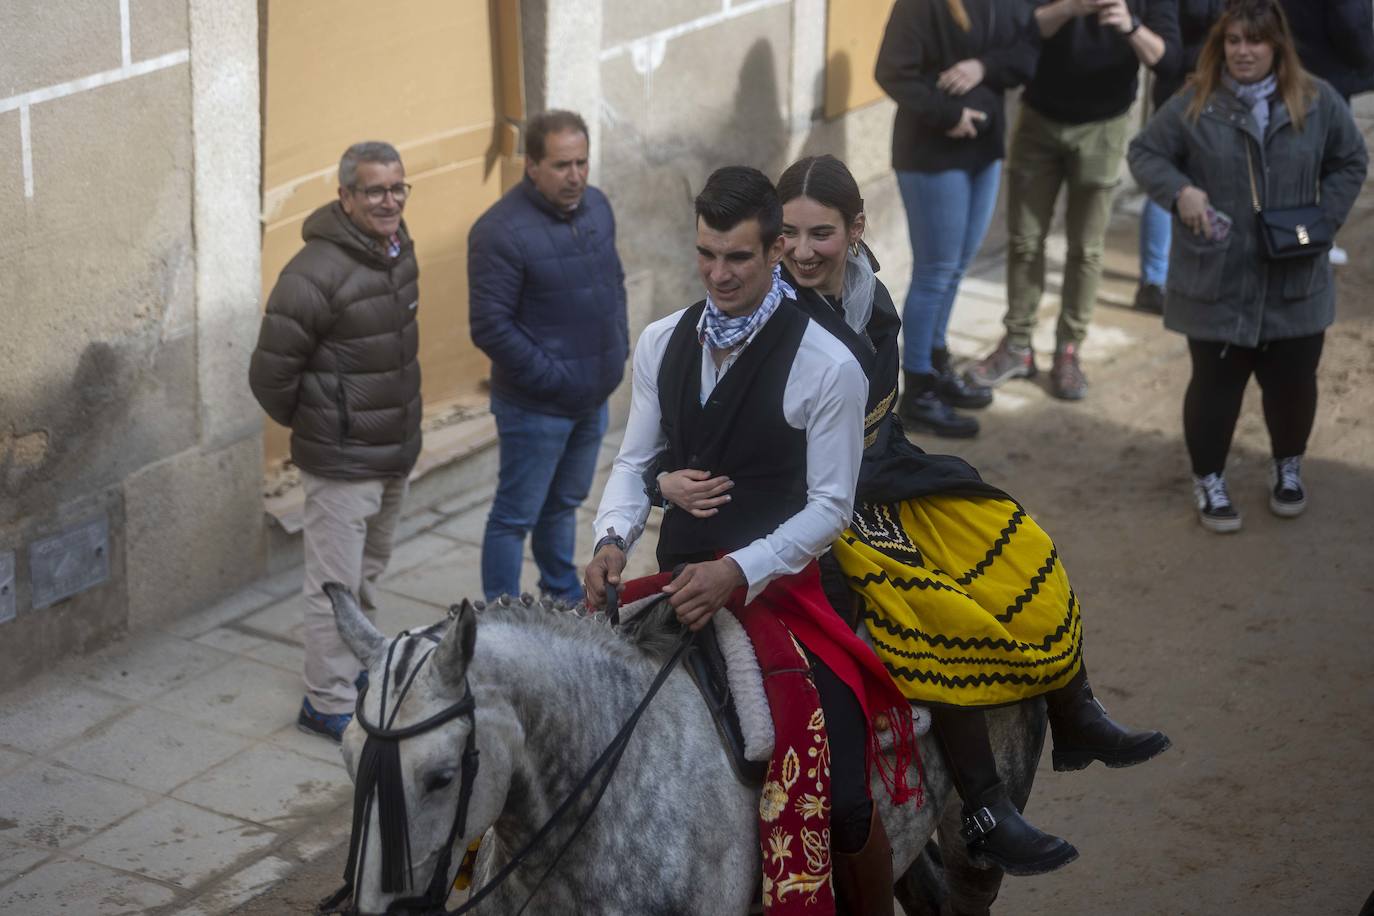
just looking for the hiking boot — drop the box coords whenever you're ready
[1133,283,1165,315]
[965,338,1036,389]
[959,790,1079,876]
[1269,456,1307,518]
[931,348,993,409]
[1049,344,1088,400]
[298,698,352,743]
[1193,472,1242,533]
[899,373,979,438]
[1045,665,1172,772]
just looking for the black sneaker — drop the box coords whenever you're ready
[1269,456,1307,517]
[1133,283,1165,315]
[931,349,993,409]
[899,387,979,438]
[1193,473,1242,533]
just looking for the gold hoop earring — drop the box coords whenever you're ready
[849,241,862,257]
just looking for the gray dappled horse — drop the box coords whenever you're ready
[328,586,1046,916]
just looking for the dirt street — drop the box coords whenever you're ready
[236,200,1374,916]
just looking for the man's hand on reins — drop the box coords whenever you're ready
[584,546,626,609]
[663,558,745,630]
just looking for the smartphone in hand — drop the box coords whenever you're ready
[1205,206,1233,243]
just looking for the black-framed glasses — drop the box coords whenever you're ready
[353,183,411,205]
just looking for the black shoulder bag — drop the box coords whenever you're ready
[1246,144,1331,260]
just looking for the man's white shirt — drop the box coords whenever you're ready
[593,303,867,602]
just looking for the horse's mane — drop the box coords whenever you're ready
[471,593,684,663]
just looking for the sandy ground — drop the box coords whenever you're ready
[237,200,1374,916]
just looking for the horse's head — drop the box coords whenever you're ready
[326,583,505,916]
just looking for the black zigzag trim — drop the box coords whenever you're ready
[869,616,1082,670]
[955,503,1027,586]
[881,662,1043,690]
[860,589,1078,655]
[848,569,983,603]
[995,548,1058,623]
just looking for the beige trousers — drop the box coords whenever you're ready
[300,469,408,714]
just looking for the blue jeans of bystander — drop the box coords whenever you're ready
[897,162,1003,374]
[1139,198,1171,288]
[482,396,608,602]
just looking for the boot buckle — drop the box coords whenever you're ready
[960,806,999,842]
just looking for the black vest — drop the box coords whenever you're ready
[655,301,810,569]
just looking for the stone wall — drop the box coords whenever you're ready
[0,0,265,690]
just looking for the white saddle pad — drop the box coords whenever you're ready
[617,594,930,763]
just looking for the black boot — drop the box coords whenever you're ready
[898,371,979,439]
[930,707,1078,876]
[931,348,993,409]
[1045,663,1172,771]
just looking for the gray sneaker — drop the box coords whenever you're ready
[1049,344,1088,400]
[966,338,1036,388]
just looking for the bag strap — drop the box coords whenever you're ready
[1244,144,1262,215]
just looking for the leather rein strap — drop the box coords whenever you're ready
[319,594,691,916]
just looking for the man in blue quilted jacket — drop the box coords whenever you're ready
[469,110,629,602]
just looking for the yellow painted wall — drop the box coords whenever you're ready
[825,0,895,118]
[259,0,522,470]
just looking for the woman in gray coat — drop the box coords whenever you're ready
[1128,0,1366,533]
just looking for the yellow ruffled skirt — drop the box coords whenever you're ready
[833,495,1083,707]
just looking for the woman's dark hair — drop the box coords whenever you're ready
[694,166,783,246]
[776,155,864,228]
[526,109,589,162]
[1188,0,1314,130]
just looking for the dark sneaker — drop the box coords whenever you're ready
[1133,283,1165,315]
[898,388,980,439]
[1049,344,1088,400]
[1269,456,1307,517]
[1193,473,1242,533]
[965,338,1036,389]
[298,698,352,743]
[931,349,993,409]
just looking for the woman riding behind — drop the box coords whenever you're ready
[1128,0,1367,532]
[661,154,1172,877]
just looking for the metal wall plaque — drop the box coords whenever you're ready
[29,516,110,610]
[0,551,14,624]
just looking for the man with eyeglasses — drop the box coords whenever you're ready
[250,140,421,741]
[469,110,629,604]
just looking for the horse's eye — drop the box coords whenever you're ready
[424,768,457,793]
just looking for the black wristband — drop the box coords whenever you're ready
[594,533,627,555]
[644,474,666,508]
[1124,15,1142,37]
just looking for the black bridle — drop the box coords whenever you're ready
[319,590,691,916]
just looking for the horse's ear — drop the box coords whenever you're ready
[326,582,386,668]
[434,599,478,688]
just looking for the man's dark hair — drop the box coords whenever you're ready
[694,166,783,247]
[526,110,589,163]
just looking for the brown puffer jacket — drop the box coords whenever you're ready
[249,202,422,479]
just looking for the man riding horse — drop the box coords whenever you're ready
[583,166,907,915]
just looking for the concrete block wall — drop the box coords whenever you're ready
[0,0,265,691]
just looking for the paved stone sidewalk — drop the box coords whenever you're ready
[0,197,1166,915]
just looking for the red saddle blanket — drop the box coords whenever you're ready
[618,562,921,915]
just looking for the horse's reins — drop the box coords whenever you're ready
[319,589,692,916]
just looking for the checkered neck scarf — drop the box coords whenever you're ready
[700,266,796,351]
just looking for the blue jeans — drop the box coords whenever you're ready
[897,162,1002,374]
[482,396,608,602]
[1139,198,1170,288]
